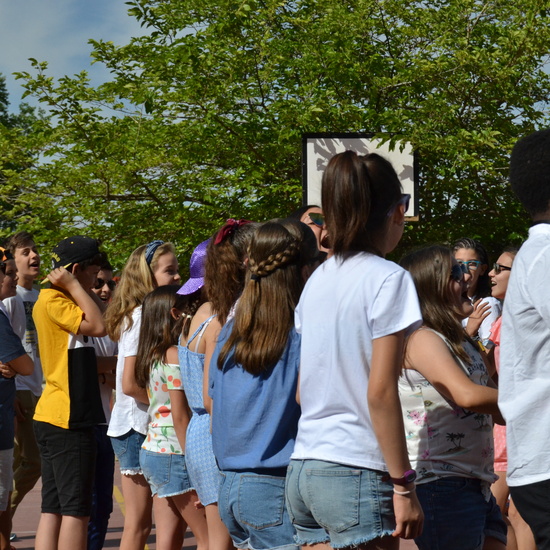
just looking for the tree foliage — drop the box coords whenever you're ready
[2,0,550,268]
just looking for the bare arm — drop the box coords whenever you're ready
[97,355,117,374]
[405,329,500,415]
[202,316,222,416]
[4,354,34,376]
[165,345,191,451]
[368,331,424,540]
[47,267,106,337]
[122,355,149,404]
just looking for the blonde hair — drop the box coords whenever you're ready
[105,242,176,341]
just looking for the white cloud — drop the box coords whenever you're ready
[0,0,145,109]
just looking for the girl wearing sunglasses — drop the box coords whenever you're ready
[286,151,423,548]
[453,237,502,348]
[488,247,536,550]
[399,245,506,550]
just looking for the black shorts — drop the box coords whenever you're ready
[34,420,97,517]
[510,480,550,550]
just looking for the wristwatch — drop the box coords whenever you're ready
[388,469,417,485]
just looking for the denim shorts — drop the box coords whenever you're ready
[110,429,145,475]
[285,459,394,548]
[218,470,298,550]
[415,477,507,550]
[139,449,193,498]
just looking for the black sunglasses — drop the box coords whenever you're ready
[94,278,117,291]
[493,263,512,275]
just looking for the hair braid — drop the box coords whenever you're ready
[248,241,300,279]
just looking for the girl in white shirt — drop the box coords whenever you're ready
[105,241,182,550]
[286,150,424,550]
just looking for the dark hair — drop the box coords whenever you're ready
[6,231,35,256]
[75,252,108,272]
[181,288,208,340]
[100,260,114,272]
[204,222,259,326]
[217,220,317,374]
[400,246,471,364]
[135,285,187,388]
[321,151,402,257]
[452,237,491,299]
[287,205,321,221]
[510,129,550,217]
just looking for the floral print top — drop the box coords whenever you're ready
[142,360,184,454]
[399,329,497,488]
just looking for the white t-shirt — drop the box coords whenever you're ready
[107,307,149,437]
[499,224,550,487]
[292,253,422,470]
[3,286,43,396]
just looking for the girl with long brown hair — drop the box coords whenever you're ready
[399,245,506,550]
[208,220,318,550]
[134,285,208,550]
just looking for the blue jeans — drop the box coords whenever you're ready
[415,477,507,550]
[219,470,298,550]
[285,459,395,548]
[87,425,115,550]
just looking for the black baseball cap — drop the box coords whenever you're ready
[51,236,101,269]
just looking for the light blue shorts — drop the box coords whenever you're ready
[285,459,395,548]
[110,429,145,475]
[219,470,298,550]
[415,477,507,550]
[139,449,193,498]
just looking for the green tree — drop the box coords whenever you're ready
[3,0,550,267]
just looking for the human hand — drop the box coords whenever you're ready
[392,491,424,539]
[466,299,491,337]
[0,362,16,379]
[45,267,79,291]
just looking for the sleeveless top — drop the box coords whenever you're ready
[399,329,497,489]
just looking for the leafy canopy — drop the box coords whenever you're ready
[2,0,550,269]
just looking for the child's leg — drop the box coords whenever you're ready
[508,498,537,550]
[205,502,233,550]
[35,513,62,550]
[119,473,153,550]
[171,490,208,550]
[153,495,186,550]
[58,515,89,550]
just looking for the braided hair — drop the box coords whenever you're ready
[217,220,317,375]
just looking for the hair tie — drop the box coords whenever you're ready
[250,273,261,282]
[214,219,252,245]
[145,240,164,265]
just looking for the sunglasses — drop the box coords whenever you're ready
[94,278,117,291]
[0,262,5,275]
[451,263,469,282]
[387,194,411,218]
[456,259,482,271]
[308,212,325,228]
[493,263,512,274]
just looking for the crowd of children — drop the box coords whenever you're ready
[1,128,550,550]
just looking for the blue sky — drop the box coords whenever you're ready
[0,0,145,112]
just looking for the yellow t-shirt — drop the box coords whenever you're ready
[33,289,105,429]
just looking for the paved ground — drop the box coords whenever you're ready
[10,469,418,549]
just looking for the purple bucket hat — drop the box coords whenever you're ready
[177,239,209,296]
